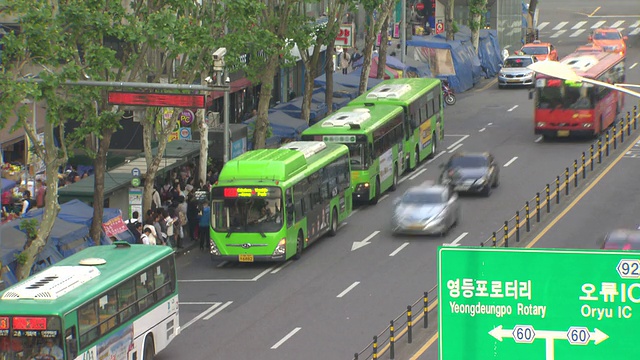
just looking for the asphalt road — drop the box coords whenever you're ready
[159,2,640,359]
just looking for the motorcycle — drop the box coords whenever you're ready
[442,80,456,106]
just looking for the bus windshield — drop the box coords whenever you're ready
[536,80,594,110]
[0,315,63,360]
[345,142,368,170]
[212,188,284,233]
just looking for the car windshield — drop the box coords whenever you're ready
[594,32,621,40]
[504,58,533,68]
[449,156,488,168]
[401,191,444,204]
[521,46,549,55]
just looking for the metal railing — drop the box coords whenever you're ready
[353,104,640,359]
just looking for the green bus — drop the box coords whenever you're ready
[0,242,178,360]
[350,78,445,171]
[210,141,352,262]
[301,103,406,204]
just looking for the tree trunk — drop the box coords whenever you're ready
[469,0,487,53]
[16,118,63,280]
[253,55,279,149]
[445,0,455,41]
[471,13,482,53]
[301,66,315,124]
[377,13,391,79]
[89,128,113,245]
[197,108,208,184]
[359,14,376,95]
[324,41,336,113]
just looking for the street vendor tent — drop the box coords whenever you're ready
[1,178,16,193]
[313,72,384,90]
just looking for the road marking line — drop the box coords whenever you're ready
[180,302,220,305]
[479,128,486,132]
[610,20,625,28]
[589,7,601,17]
[631,20,640,28]
[180,266,275,282]
[508,105,518,112]
[534,136,543,143]
[216,261,228,268]
[252,267,276,281]
[181,302,221,331]
[426,151,445,163]
[448,143,463,153]
[552,21,568,30]
[389,243,410,256]
[337,281,361,298]
[487,122,493,126]
[444,232,468,247]
[447,135,469,150]
[271,327,302,349]
[409,168,427,180]
[630,27,640,36]
[631,63,638,70]
[203,301,233,320]
[591,20,606,28]
[349,209,359,217]
[527,132,640,249]
[379,194,389,202]
[570,29,586,37]
[503,156,518,167]
[271,260,293,274]
[537,22,549,30]
[550,30,566,38]
[475,78,498,92]
[409,333,439,360]
[572,21,587,29]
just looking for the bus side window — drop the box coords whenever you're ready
[65,326,78,359]
[285,188,294,227]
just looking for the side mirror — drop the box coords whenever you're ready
[623,36,628,41]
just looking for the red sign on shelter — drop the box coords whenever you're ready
[108,92,206,108]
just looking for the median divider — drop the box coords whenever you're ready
[352,103,640,359]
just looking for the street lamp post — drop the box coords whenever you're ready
[527,61,640,99]
[211,47,231,165]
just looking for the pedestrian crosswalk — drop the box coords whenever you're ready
[533,19,640,40]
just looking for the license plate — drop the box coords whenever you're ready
[408,225,424,230]
[507,79,520,83]
[455,185,470,191]
[239,254,254,262]
[557,130,570,137]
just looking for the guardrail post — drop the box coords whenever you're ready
[573,160,578,187]
[535,193,540,222]
[407,306,413,344]
[525,202,530,232]
[590,145,594,171]
[634,107,637,130]
[565,168,569,196]
[627,112,631,136]
[390,320,395,359]
[492,232,497,247]
[556,176,560,204]
[545,184,550,213]
[423,292,428,328]
[613,124,617,149]
[354,353,358,360]
[605,131,610,156]
[620,119,624,143]
[582,152,586,179]
[504,221,509,247]
[515,211,520,242]
[373,336,378,359]
[598,138,602,163]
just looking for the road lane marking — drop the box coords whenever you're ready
[337,281,361,298]
[570,29,586,37]
[271,260,293,274]
[630,27,640,36]
[179,267,275,282]
[349,209,359,217]
[426,151,445,163]
[351,230,380,251]
[448,143,463,153]
[271,327,302,349]
[410,333,439,360]
[389,242,410,256]
[610,20,625,28]
[589,7,601,17]
[409,168,427,180]
[475,78,498,92]
[443,232,468,247]
[591,20,606,28]
[552,22,568,30]
[479,127,486,132]
[447,135,469,150]
[379,194,389,202]
[180,302,220,305]
[537,22,549,30]
[550,30,566,38]
[181,302,222,331]
[630,62,638,70]
[631,20,640,28]
[507,105,518,112]
[503,157,518,167]
[216,261,228,268]
[203,301,233,320]
[534,136,543,143]
[572,21,587,29]
[527,132,640,248]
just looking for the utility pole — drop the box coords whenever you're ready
[400,0,407,63]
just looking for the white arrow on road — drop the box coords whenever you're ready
[351,231,380,251]
[489,325,609,344]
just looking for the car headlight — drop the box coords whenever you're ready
[476,177,487,185]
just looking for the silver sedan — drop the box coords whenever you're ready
[391,185,461,236]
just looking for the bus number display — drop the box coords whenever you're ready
[323,135,356,143]
[224,187,270,198]
[0,317,8,330]
[12,317,47,330]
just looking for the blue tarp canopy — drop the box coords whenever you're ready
[24,199,134,244]
[314,72,384,90]
[408,36,483,93]
[12,217,91,259]
[1,178,15,193]
[434,27,503,78]
[243,109,309,140]
[272,92,328,122]
[352,53,409,71]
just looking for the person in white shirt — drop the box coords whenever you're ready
[142,225,157,245]
[38,338,63,360]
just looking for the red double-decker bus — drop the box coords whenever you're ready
[533,50,625,139]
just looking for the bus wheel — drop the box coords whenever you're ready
[293,231,304,260]
[329,208,338,236]
[414,147,420,169]
[369,178,381,205]
[390,166,398,191]
[428,135,437,159]
[144,335,155,360]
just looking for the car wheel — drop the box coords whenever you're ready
[492,174,500,188]
[482,184,492,197]
[329,208,338,236]
[293,231,304,260]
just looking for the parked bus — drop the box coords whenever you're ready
[301,104,405,204]
[0,242,178,360]
[349,78,445,171]
[533,50,625,139]
[210,141,352,262]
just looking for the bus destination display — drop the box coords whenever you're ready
[223,187,273,198]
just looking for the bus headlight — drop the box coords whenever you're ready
[210,240,220,255]
[536,122,546,127]
[272,238,286,256]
